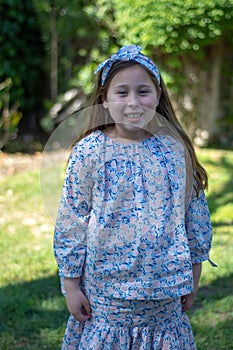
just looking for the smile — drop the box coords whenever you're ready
[125,113,142,119]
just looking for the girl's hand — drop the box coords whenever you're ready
[66,288,92,322]
[64,277,92,322]
[181,292,195,312]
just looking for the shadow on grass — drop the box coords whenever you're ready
[204,155,233,220]
[194,272,233,309]
[190,272,233,350]
[0,271,233,349]
[0,273,68,349]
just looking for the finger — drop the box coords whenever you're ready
[182,295,194,312]
[82,299,92,316]
[182,302,189,312]
[72,309,91,322]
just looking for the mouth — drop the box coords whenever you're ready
[124,113,142,121]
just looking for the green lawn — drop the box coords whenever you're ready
[190,148,233,350]
[0,148,233,349]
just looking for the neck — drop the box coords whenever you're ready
[112,125,151,142]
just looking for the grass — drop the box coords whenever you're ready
[190,148,233,350]
[0,170,68,349]
[0,148,233,349]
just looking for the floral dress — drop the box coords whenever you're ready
[54,130,213,349]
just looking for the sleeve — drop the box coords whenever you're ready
[185,188,213,264]
[53,142,93,294]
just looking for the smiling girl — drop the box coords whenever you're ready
[102,64,159,140]
[54,45,214,349]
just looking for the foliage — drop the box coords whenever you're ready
[0,78,22,148]
[1,0,232,147]
[32,0,117,131]
[95,0,233,101]
[95,0,233,146]
[0,148,233,348]
[33,0,103,95]
[97,0,233,57]
[0,0,45,115]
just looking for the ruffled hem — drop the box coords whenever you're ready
[62,297,196,350]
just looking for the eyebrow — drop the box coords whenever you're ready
[113,83,152,88]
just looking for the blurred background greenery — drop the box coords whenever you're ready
[0,0,232,153]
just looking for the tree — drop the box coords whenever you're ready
[0,78,22,148]
[96,0,233,145]
[33,0,102,99]
[33,0,116,131]
[0,0,106,148]
[0,0,46,132]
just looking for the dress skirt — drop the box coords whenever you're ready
[62,296,196,350]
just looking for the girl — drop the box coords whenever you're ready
[54,45,214,349]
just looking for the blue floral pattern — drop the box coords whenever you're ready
[54,130,212,349]
[62,296,196,349]
[94,45,160,85]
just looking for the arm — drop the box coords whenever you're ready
[54,142,93,317]
[181,262,202,312]
[182,188,213,312]
[185,188,213,264]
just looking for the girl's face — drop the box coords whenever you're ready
[103,64,160,140]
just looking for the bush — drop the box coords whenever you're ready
[0,78,22,149]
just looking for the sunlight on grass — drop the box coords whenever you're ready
[0,148,233,349]
[190,148,233,350]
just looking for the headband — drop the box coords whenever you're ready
[94,45,160,86]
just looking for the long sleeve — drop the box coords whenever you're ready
[54,143,93,292]
[185,188,212,264]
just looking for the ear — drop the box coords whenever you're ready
[101,93,108,109]
[155,88,162,107]
[103,100,108,109]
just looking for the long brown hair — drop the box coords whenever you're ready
[78,60,208,195]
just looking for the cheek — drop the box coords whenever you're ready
[108,101,124,111]
[108,104,123,120]
[143,97,159,110]
[152,95,160,108]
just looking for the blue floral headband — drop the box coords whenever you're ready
[94,45,160,86]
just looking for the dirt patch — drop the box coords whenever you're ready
[0,152,42,178]
[0,151,68,179]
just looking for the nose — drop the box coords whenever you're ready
[127,92,140,107]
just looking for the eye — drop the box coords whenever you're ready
[139,88,150,94]
[117,90,127,96]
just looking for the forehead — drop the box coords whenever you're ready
[109,64,154,87]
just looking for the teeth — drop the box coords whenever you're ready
[126,113,141,119]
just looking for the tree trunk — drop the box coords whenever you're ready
[50,2,58,101]
[197,43,223,141]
